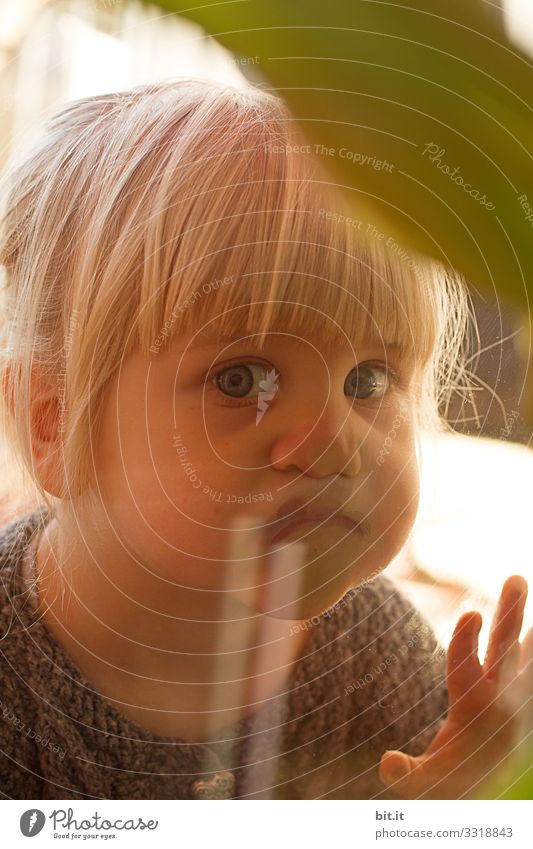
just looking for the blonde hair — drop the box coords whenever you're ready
[0,78,474,519]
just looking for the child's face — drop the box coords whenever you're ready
[92,329,420,620]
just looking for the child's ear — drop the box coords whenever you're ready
[28,365,65,498]
[1,362,66,497]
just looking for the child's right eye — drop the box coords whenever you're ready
[209,360,276,407]
[215,363,267,397]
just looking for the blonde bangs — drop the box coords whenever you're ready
[140,215,440,369]
[123,119,440,367]
[0,77,471,508]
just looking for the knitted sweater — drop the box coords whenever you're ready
[0,506,448,800]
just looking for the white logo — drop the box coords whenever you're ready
[256,368,279,425]
[20,809,46,836]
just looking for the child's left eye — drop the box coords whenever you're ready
[344,363,395,399]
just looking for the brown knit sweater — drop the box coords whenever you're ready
[0,506,448,800]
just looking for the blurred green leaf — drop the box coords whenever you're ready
[147,0,533,415]
[479,746,533,800]
[147,1,532,300]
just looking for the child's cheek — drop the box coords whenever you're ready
[371,443,420,567]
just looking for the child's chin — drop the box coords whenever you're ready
[230,528,373,621]
[250,596,328,621]
[243,568,357,622]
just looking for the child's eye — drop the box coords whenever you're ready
[211,362,274,403]
[344,363,395,399]
[207,359,398,407]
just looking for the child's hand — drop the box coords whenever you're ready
[379,575,531,799]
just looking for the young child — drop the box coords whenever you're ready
[0,79,530,801]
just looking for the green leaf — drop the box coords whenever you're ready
[145,0,533,417]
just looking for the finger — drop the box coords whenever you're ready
[380,747,483,800]
[379,750,426,797]
[517,626,533,674]
[515,627,533,732]
[446,611,483,706]
[484,576,528,684]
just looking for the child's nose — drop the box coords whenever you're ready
[270,410,362,478]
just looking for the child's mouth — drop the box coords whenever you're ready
[267,515,361,548]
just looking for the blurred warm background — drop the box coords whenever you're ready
[0,0,532,657]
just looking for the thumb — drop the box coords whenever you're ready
[379,750,422,791]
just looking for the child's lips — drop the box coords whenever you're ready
[248,511,363,620]
[266,512,362,549]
